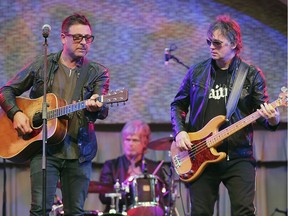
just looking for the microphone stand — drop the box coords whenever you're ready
[141,152,147,177]
[169,54,190,70]
[42,35,49,216]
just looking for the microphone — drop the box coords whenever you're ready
[42,24,51,38]
[164,48,171,65]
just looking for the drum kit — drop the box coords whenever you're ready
[51,137,179,216]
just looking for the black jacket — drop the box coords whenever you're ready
[0,50,110,162]
[171,56,278,160]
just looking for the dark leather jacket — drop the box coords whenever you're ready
[171,56,277,160]
[0,51,110,162]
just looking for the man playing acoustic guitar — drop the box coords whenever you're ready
[170,15,280,215]
[0,13,110,215]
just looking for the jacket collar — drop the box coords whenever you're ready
[211,55,241,74]
[52,50,85,67]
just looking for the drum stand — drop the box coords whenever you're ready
[104,179,127,215]
[164,165,178,216]
[105,193,123,214]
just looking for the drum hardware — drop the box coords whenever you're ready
[162,157,179,216]
[104,193,123,214]
[152,160,164,176]
[146,136,179,216]
[123,174,164,216]
[49,195,64,216]
[50,204,64,216]
[100,179,127,216]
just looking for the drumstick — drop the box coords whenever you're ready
[152,160,164,175]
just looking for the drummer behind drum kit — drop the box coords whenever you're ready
[50,137,179,216]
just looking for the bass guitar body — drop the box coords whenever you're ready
[170,115,227,182]
[171,87,288,182]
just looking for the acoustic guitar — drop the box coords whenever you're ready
[171,87,287,183]
[0,89,128,163]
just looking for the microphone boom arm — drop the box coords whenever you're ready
[169,54,190,69]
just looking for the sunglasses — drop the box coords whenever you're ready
[206,39,225,48]
[65,33,94,44]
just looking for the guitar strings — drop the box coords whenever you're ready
[176,110,263,163]
[176,127,229,163]
[175,98,282,165]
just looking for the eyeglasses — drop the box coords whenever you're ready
[65,33,94,44]
[206,39,225,48]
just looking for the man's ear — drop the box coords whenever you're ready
[60,33,66,45]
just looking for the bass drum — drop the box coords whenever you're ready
[124,174,164,216]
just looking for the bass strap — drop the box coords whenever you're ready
[225,61,249,121]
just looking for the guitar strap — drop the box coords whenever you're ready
[225,61,249,121]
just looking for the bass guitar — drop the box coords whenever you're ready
[171,87,287,182]
[0,89,128,163]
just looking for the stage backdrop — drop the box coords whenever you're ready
[0,1,287,216]
[0,0,286,124]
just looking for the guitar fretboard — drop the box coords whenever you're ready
[47,101,87,120]
[206,99,280,147]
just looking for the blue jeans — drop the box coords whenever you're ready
[29,154,92,216]
[188,159,256,216]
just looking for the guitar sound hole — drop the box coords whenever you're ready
[32,112,43,128]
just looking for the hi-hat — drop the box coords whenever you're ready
[148,137,174,150]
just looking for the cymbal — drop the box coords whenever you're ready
[88,181,114,193]
[148,137,174,150]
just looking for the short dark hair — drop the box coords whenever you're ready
[207,15,242,55]
[61,13,92,34]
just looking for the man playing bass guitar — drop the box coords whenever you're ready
[170,15,281,216]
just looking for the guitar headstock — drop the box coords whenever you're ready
[277,86,288,107]
[101,89,128,105]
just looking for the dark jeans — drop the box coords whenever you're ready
[29,154,92,216]
[188,159,256,216]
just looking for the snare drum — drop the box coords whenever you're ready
[124,174,164,216]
